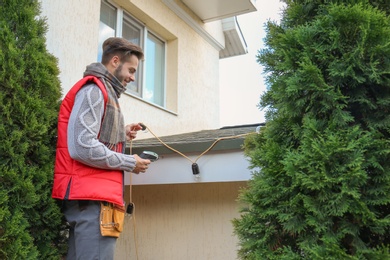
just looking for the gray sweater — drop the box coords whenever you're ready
[67,84,136,172]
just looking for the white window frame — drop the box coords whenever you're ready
[99,0,166,107]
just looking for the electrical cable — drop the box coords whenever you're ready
[140,123,253,164]
[128,139,139,260]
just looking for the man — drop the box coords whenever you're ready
[52,37,151,259]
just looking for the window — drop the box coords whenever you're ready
[99,0,166,107]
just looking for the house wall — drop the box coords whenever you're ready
[40,0,223,136]
[117,182,247,260]
[39,0,100,97]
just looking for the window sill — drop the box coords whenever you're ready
[124,92,178,116]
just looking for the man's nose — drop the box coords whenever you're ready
[129,75,135,82]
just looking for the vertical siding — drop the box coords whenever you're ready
[116,182,247,260]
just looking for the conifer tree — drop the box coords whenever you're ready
[0,0,66,258]
[233,0,390,259]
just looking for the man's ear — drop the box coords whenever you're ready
[111,55,120,68]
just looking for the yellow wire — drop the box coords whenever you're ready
[131,190,139,260]
[128,139,139,260]
[142,124,254,163]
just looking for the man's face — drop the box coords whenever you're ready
[114,55,139,87]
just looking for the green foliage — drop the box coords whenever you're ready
[0,0,66,259]
[234,0,390,259]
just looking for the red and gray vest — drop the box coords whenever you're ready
[52,76,124,206]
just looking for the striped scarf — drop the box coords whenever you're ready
[83,63,126,151]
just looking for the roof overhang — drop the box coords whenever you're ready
[220,17,248,59]
[162,0,256,59]
[181,0,257,23]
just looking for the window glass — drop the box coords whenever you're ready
[123,15,143,95]
[98,1,116,62]
[123,18,141,46]
[145,33,165,106]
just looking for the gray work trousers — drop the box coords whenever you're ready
[64,200,117,260]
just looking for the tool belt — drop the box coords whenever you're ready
[100,202,125,238]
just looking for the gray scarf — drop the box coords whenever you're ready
[83,63,126,151]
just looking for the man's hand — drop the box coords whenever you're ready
[132,154,151,174]
[125,123,143,141]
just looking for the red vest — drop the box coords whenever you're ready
[52,76,124,206]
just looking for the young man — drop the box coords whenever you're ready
[52,37,151,259]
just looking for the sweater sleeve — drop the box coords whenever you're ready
[67,84,136,172]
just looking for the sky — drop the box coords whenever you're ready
[219,0,285,127]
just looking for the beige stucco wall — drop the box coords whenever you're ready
[40,0,223,136]
[39,0,100,97]
[117,182,247,260]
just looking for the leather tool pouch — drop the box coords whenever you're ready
[100,202,125,237]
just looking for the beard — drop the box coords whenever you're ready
[114,63,126,87]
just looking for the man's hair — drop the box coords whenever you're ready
[101,37,144,65]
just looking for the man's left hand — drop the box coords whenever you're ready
[125,123,143,141]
